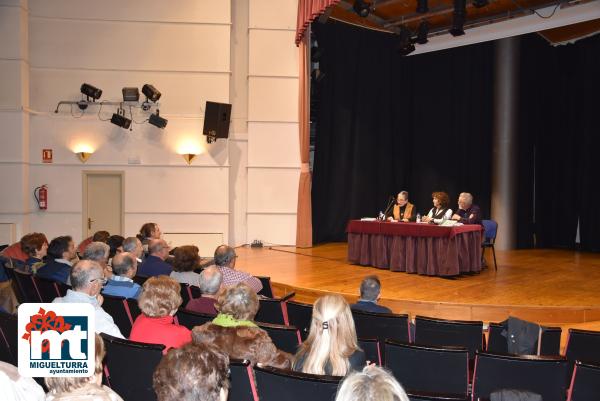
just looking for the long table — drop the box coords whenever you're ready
[347,220,483,276]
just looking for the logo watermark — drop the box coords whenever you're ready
[18,303,95,377]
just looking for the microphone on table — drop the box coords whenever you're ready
[382,195,395,220]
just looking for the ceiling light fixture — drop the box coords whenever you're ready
[397,26,415,56]
[353,0,371,18]
[450,0,467,36]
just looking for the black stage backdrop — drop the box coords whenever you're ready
[517,33,600,251]
[311,21,494,243]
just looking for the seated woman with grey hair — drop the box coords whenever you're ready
[335,366,409,401]
[192,282,292,368]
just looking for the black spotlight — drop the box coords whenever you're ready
[450,0,467,36]
[122,87,140,102]
[397,26,415,56]
[142,84,161,102]
[80,83,102,101]
[416,0,429,13]
[148,110,168,129]
[111,108,132,130]
[416,20,429,45]
[472,0,489,8]
[353,0,371,18]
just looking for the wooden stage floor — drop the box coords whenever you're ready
[236,243,600,327]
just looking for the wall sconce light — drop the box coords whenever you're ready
[77,151,93,163]
[181,153,197,165]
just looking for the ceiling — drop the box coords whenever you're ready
[326,0,600,45]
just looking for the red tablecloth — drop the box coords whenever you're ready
[347,220,483,276]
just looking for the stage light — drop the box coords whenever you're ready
[416,0,428,13]
[122,87,140,102]
[353,0,371,18]
[472,0,489,8]
[416,20,429,45]
[80,83,102,101]
[148,111,168,129]
[397,26,415,56]
[142,84,161,102]
[450,0,467,36]
[110,108,132,130]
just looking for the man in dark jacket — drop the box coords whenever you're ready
[350,275,392,314]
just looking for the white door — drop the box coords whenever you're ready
[83,172,123,237]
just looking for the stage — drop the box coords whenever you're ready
[236,243,600,334]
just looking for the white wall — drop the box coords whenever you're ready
[0,0,302,247]
[247,0,300,245]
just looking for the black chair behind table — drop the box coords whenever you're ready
[101,333,165,401]
[256,276,274,298]
[228,358,258,401]
[257,322,301,354]
[407,392,469,401]
[179,283,202,306]
[254,365,342,401]
[488,322,562,356]
[414,315,484,361]
[358,338,382,366]
[352,309,411,343]
[255,293,295,326]
[175,308,214,330]
[471,351,570,401]
[33,276,64,302]
[384,340,469,399]
[568,361,600,401]
[286,301,313,341]
[565,328,600,365]
[0,310,18,365]
[101,294,134,338]
[481,219,498,270]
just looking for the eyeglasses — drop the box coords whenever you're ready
[90,277,108,286]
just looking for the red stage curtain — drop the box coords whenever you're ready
[295,0,340,46]
[296,34,312,248]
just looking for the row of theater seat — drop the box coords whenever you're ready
[3,257,600,401]
[1,310,599,401]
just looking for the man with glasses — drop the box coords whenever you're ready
[53,259,124,338]
[138,239,173,277]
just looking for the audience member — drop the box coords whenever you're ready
[52,260,124,338]
[293,294,365,376]
[102,252,141,299]
[335,366,410,401]
[192,283,291,368]
[350,275,392,314]
[137,222,162,253]
[122,237,143,264]
[153,342,229,401]
[36,236,76,284]
[106,235,124,259]
[82,242,111,279]
[137,239,172,277]
[20,232,48,272]
[185,266,221,315]
[77,230,110,256]
[213,245,262,293]
[45,334,123,401]
[170,245,201,288]
[129,276,191,353]
[0,361,45,401]
[451,192,482,225]
[0,239,28,261]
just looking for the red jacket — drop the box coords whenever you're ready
[129,314,191,354]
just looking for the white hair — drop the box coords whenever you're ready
[335,366,410,401]
[459,192,473,205]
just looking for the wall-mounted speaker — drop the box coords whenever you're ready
[203,101,232,142]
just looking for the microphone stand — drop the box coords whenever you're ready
[381,196,395,220]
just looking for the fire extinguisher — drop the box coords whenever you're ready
[34,185,48,210]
